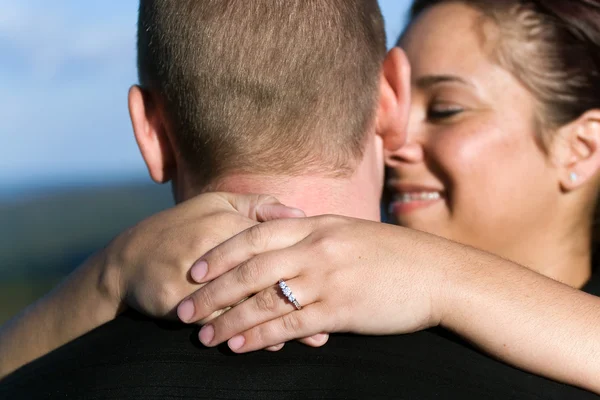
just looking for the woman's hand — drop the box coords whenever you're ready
[174,213,600,395]
[0,192,310,378]
[101,191,326,350]
[102,192,305,320]
[177,215,452,352]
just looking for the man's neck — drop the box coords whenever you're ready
[185,173,382,221]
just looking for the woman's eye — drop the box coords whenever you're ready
[427,105,464,120]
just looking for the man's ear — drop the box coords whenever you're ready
[553,110,600,191]
[128,85,176,184]
[375,47,411,151]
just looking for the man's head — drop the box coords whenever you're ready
[129,0,409,203]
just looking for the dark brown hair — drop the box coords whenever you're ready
[409,0,600,135]
[137,0,386,186]
[407,0,600,248]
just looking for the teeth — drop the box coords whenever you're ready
[396,192,441,203]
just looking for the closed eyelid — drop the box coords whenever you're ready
[431,102,463,109]
[426,102,465,120]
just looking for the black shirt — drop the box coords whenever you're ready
[2,274,599,399]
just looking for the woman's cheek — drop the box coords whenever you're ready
[428,127,482,178]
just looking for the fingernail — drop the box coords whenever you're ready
[262,204,306,218]
[287,207,307,218]
[177,299,195,323]
[312,333,328,344]
[199,324,214,346]
[228,335,245,351]
[191,260,208,282]
[266,343,284,352]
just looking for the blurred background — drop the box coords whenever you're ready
[0,0,412,324]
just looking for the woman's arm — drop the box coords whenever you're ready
[177,215,600,393]
[0,193,303,379]
[442,249,600,394]
[0,251,119,378]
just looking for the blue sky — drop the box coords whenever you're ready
[0,0,412,193]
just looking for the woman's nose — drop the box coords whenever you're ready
[385,140,424,167]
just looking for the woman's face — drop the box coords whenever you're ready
[387,2,561,258]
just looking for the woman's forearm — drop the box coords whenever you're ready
[0,193,297,379]
[440,247,600,393]
[0,251,121,379]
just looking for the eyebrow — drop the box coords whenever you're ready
[414,75,474,89]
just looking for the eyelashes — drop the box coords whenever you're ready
[427,105,464,121]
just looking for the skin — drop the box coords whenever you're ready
[174,2,600,392]
[3,1,600,395]
[0,44,412,380]
[387,2,593,288]
[0,193,325,377]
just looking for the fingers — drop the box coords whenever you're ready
[179,248,305,323]
[225,303,332,353]
[190,219,313,284]
[265,343,285,351]
[264,335,329,352]
[255,203,306,221]
[298,333,330,348]
[221,193,305,222]
[198,279,316,346]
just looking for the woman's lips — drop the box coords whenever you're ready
[390,191,444,215]
[387,181,445,215]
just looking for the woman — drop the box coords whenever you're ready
[2,0,600,393]
[387,0,599,289]
[172,0,600,389]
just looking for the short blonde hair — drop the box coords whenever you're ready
[137,0,386,187]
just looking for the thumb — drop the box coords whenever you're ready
[222,193,306,222]
[256,203,306,221]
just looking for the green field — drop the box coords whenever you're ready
[0,280,61,324]
[0,182,174,324]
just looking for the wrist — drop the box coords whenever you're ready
[433,242,475,331]
[90,244,127,316]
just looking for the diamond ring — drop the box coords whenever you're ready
[278,279,302,310]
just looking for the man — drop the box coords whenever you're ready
[0,1,596,398]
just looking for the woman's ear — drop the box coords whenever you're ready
[128,85,176,184]
[375,47,411,152]
[553,110,600,191]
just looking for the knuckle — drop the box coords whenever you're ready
[191,213,240,251]
[246,225,263,248]
[236,260,261,286]
[315,214,342,227]
[318,302,340,332]
[251,324,270,346]
[254,288,279,313]
[281,312,303,333]
[246,224,270,250]
[206,244,227,268]
[154,283,180,313]
[212,212,243,230]
[195,286,214,311]
[312,235,338,258]
[189,235,214,254]
[156,225,177,247]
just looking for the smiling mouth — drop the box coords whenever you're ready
[394,191,442,203]
[390,190,445,216]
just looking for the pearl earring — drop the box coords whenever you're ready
[569,172,578,182]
